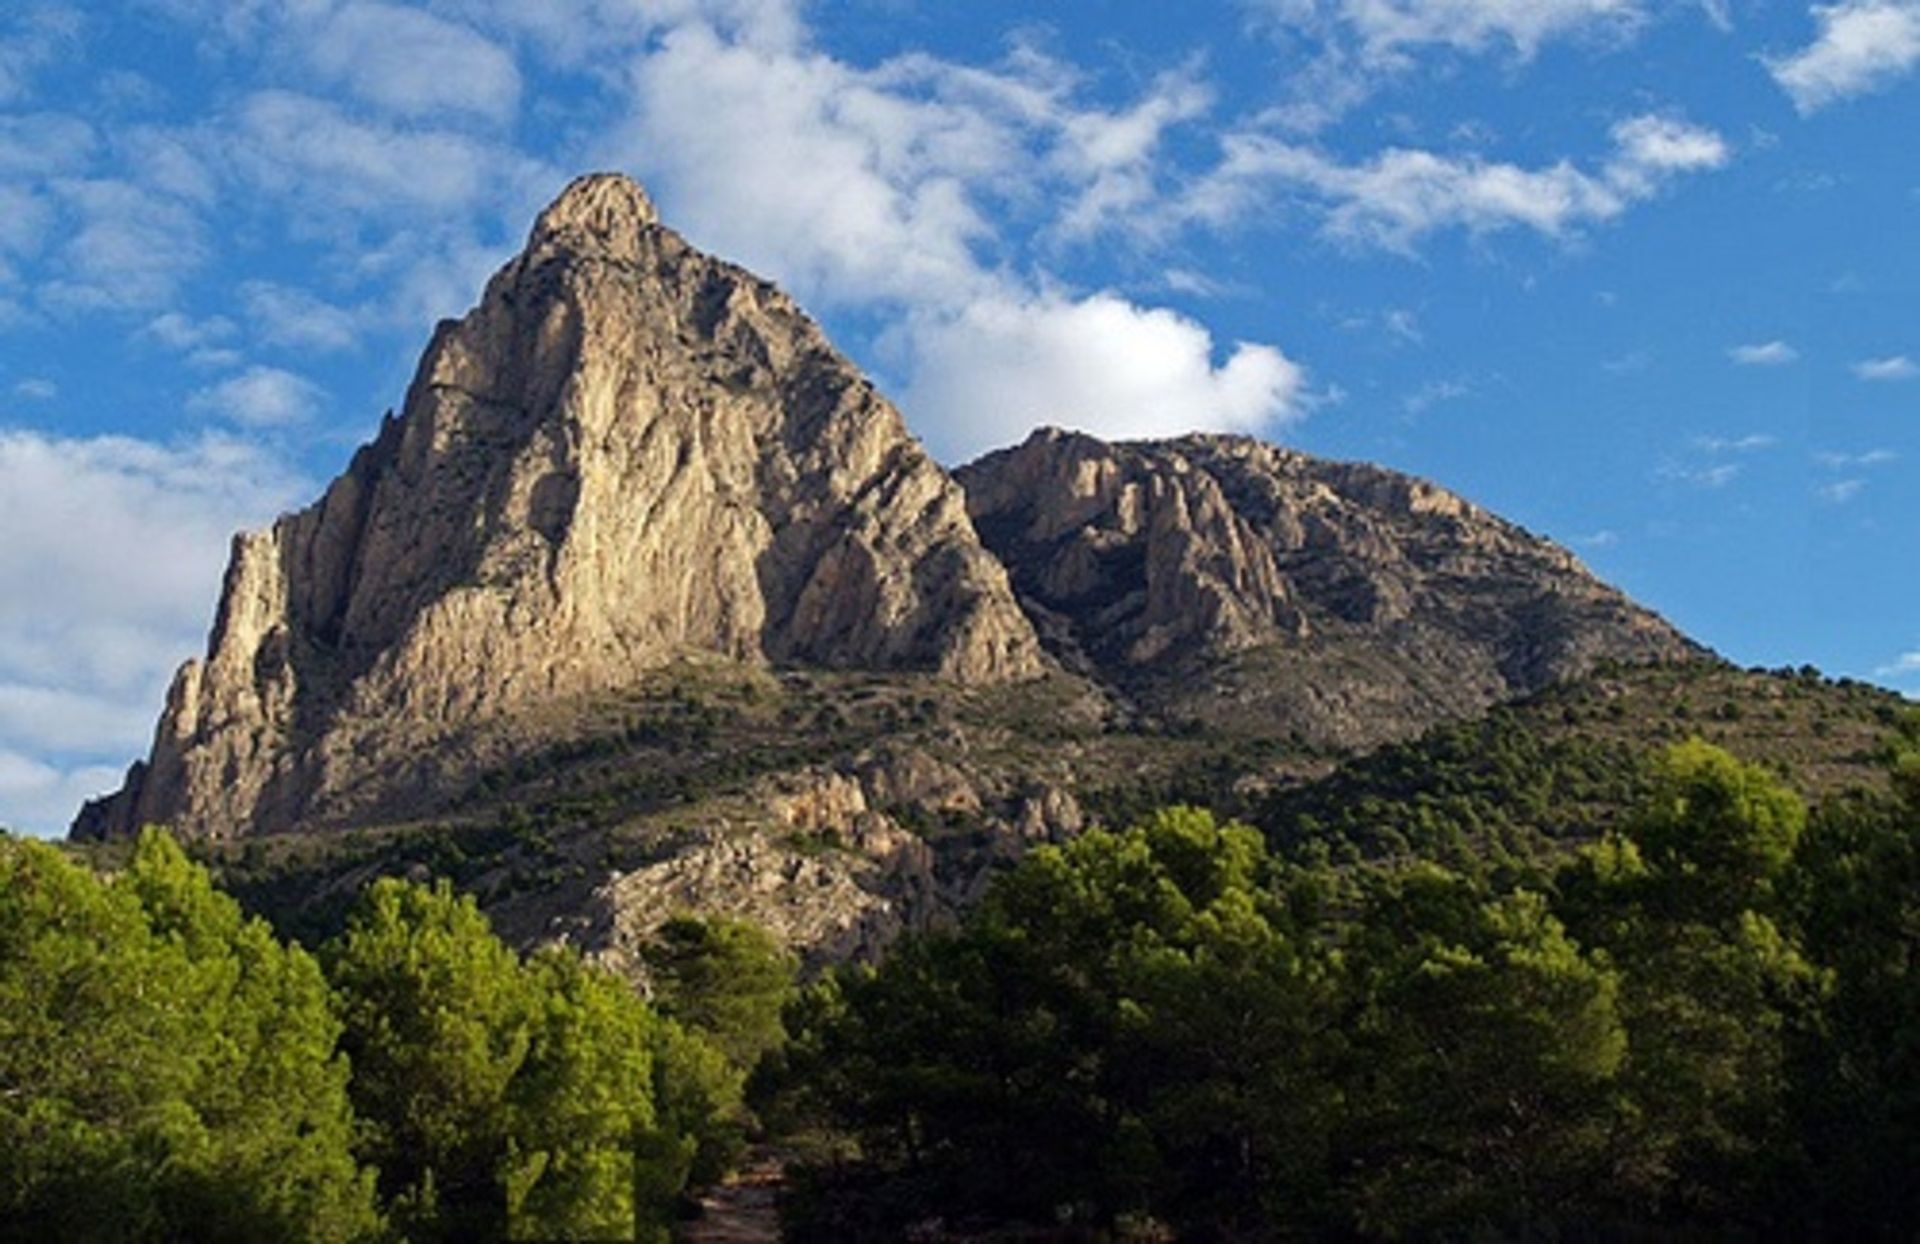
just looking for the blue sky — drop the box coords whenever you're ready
[0,0,1916,833]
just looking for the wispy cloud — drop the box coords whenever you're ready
[1728,340,1798,365]
[1875,650,1920,679]
[1815,447,1899,468]
[1818,478,1866,503]
[1854,354,1918,381]
[1695,433,1777,453]
[188,366,326,427]
[1659,461,1742,488]
[1402,377,1469,414]
[1180,112,1728,252]
[1767,1,1920,114]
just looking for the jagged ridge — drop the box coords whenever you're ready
[959,428,1698,745]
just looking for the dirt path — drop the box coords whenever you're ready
[678,1151,786,1244]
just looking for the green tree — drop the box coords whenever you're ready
[325,878,724,1241]
[1336,869,1626,1236]
[1556,741,1821,1226]
[0,830,379,1242]
[641,915,796,1072]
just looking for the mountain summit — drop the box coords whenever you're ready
[78,173,1692,846]
[77,173,1042,840]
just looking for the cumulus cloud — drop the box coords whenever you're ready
[0,428,307,834]
[898,293,1308,461]
[1728,340,1798,365]
[607,17,1306,458]
[1767,1,1920,114]
[1182,112,1727,251]
[1854,354,1919,380]
[188,365,326,426]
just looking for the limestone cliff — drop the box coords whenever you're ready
[959,429,1696,746]
[76,174,1042,841]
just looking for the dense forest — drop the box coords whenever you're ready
[763,737,1920,1238]
[6,717,1919,1239]
[0,831,794,1242]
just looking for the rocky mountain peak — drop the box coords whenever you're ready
[75,176,1042,841]
[527,171,661,263]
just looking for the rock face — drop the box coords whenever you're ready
[959,429,1695,745]
[76,174,1043,841]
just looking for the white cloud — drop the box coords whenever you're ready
[1182,112,1726,251]
[1878,650,1920,678]
[0,428,307,834]
[1854,354,1919,380]
[41,177,206,311]
[1327,0,1646,58]
[241,281,362,352]
[898,292,1308,461]
[231,91,550,218]
[1728,340,1798,365]
[1694,433,1777,453]
[0,750,127,838]
[143,310,236,351]
[188,365,325,426]
[1767,1,1920,114]
[307,3,522,123]
[0,111,96,177]
[1245,0,1648,131]
[607,19,1303,458]
[1817,477,1866,503]
[0,6,81,105]
[12,378,54,399]
[1659,461,1741,487]
[1402,377,1469,413]
[1816,447,1898,468]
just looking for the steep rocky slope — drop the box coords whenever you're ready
[76,174,1041,841]
[959,428,1697,745]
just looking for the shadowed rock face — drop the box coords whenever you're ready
[75,174,1043,841]
[958,428,1698,745]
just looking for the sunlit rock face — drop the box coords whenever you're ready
[75,174,1042,841]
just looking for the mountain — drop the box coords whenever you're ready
[71,172,1754,965]
[961,428,1694,746]
[75,174,1041,841]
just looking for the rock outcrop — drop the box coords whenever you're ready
[959,429,1696,746]
[76,174,1042,841]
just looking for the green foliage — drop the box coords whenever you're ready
[1252,708,1647,873]
[1337,873,1627,1236]
[324,878,732,1241]
[0,830,379,1242]
[641,915,797,1071]
[775,743,1918,1238]
[2,835,756,1243]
